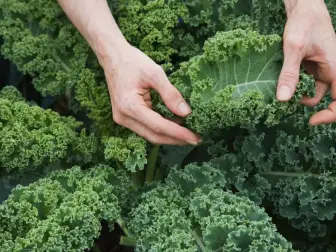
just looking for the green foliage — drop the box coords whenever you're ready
[0,165,130,251]
[104,134,147,172]
[114,0,193,69]
[113,0,287,70]
[191,187,292,251]
[0,86,25,102]
[0,0,90,96]
[128,185,196,251]
[0,0,149,171]
[0,94,98,175]
[1,0,336,251]
[128,163,294,251]
[184,0,286,41]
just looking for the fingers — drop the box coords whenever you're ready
[331,80,336,100]
[148,66,192,117]
[112,92,201,145]
[309,100,336,125]
[277,37,305,101]
[143,92,152,108]
[117,115,191,146]
[300,81,330,107]
[145,100,152,109]
[309,81,336,125]
[143,92,151,101]
[131,101,201,145]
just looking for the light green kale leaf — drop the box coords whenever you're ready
[0,86,25,103]
[114,0,190,69]
[0,93,98,175]
[104,134,147,172]
[168,29,285,135]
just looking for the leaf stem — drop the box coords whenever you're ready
[120,236,136,247]
[145,145,160,183]
[52,50,71,72]
[130,170,144,188]
[261,171,333,179]
[192,228,206,252]
[117,218,136,247]
[116,218,132,237]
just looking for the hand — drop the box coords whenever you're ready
[103,43,202,145]
[277,0,336,125]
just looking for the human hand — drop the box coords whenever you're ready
[57,0,201,145]
[277,0,336,125]
[102,43,202,146]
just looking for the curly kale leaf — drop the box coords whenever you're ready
[0,86,25,102]
[186,0,286,34]
[190,187,294,251]
[271,175,336,238]
[166,162,227,198]
[166,29,283,135]
[74,68,113,136]
[0,165,130,251]
[202,93,336,239]
[0,0,90,96]
[128,185,197,252]
[128,162,294,251]
[0,94,98,175]
[114,0,194,69]
[326,0,336,28]
[104,134,147,172]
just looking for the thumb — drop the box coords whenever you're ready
[149,66,192,117]
[277,41,304,101]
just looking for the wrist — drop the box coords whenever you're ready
[81,0,130,70]
[88,26,130,70]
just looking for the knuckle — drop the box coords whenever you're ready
[285,36,305,51]
[118,104,129,114]
[152,126,162,134]
[165,88,181,101]
[116,98,132,115]
[112,113,123,125]
[280,71,299,82]
[147,135,161,145]
[328,102,336,114]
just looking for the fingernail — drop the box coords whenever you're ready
[187,140,199,145]
[186,138,202,146]
[277,86,292,101]
[178,101,191,115]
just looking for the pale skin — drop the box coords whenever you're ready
[57,0,336,145]
[279,0,336,125]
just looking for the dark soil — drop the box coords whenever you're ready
[88,221,134,252]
